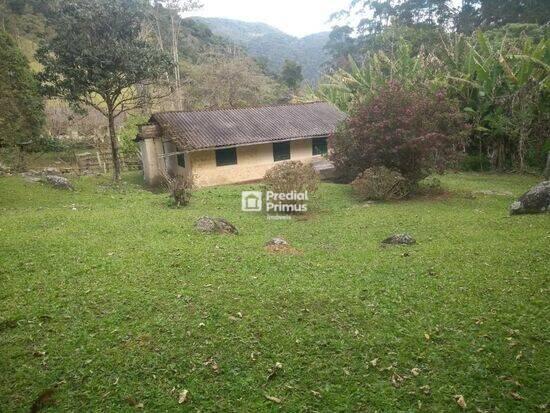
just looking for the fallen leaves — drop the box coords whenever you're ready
[204,357,220,374]
[264,395,282,404]
[411,367,421,377]
[511,391,524,401]
[391,373,404,388]
[454,395,467,409]
[267,362,283,381]
[178,389,189,404]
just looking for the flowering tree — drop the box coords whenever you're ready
[330,82,466,183]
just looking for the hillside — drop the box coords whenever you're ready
[190,17,330,83]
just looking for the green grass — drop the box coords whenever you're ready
[0,172,548,412]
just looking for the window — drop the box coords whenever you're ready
[177,153,186,168]
[273,141,291,162]
[312,137,328,156]
[215,147,237,166]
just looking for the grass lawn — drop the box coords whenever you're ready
[0,172,548,412]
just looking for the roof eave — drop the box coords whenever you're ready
[173,133,331,153]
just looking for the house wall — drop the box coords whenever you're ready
[140,138,165,186]
[141,138,191,186]
[188,138,321,187]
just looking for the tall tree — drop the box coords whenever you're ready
[456,0,550,33]
[36,0,172,180]
[152,0,202,110]
[0,30,44,148]
[280,60,303,91]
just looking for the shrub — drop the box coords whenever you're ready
[330,82,466,184]
[162,172,193,208]
[264,161,320,212]
[351,167,409,201]
[264,161,320,195]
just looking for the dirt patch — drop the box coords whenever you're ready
[265,245,303,255]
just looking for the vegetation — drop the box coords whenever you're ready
[193,17,330,83]
[0,172,548,411]
[321,30,549,173]
[264,161,320,198]
[36,0,173,181]
[351,166,409,201]
[161,171,194,208]
[330,83,465,184]
[0,31,44,148]
[280,59,304,90]
[180,53,288,110]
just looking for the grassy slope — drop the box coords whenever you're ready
[0,173,548,412]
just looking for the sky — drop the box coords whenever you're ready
[189,0,352,38]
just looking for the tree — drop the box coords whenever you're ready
[456,0,550,33]
[180,53,287,109]
[36,0,172,180]
[324,25,357,69]
[0,30,44,148]
[152,0,202,110]
[280,60,303,90]
[330,82,465,183]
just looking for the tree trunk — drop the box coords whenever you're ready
[107,111,121,181]
[544,152,550,180]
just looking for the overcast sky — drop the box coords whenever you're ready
[189,0,352,38]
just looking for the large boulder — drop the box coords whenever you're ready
[510,181,550,215]
[41,174,74,190]
[382,234,416,245]
[195,217,238,235]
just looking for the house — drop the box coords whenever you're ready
[136,102,346,187]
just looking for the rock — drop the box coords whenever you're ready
[41,175,74,190]
[43,167,61,175]
[266,237,289,247]
[21,172,42,183]
[510,181,550,215]
[195,217,238,235]
[382,234,416,245]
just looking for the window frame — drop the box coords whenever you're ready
[215,147,238,167]
[177,153,186,168]
[312,137,328,156]
[273,141,291,162]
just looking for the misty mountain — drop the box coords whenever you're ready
[190,17,330,83]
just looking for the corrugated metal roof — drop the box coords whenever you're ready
[150,102,346,151]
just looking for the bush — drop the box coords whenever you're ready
[264,161,320,212]
[264,161,320,195]
[330,82,466,184]
[351,167,409,201]
[162,172,193,208]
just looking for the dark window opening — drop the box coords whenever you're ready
[273,141,291,162]
[215,147,238,166]
[312,137,328,156]
[177,153,186,168]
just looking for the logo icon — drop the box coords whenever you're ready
[242,191,262,212]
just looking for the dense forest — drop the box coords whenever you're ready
[317,0,550,173]
[191,17,330,83]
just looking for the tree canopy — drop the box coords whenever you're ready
[36,0,173,180]
[0,31,44,148]
[280,60,304,90]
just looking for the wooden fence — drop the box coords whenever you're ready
[75,151,141,174]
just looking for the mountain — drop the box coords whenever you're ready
[190,17,330,83]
